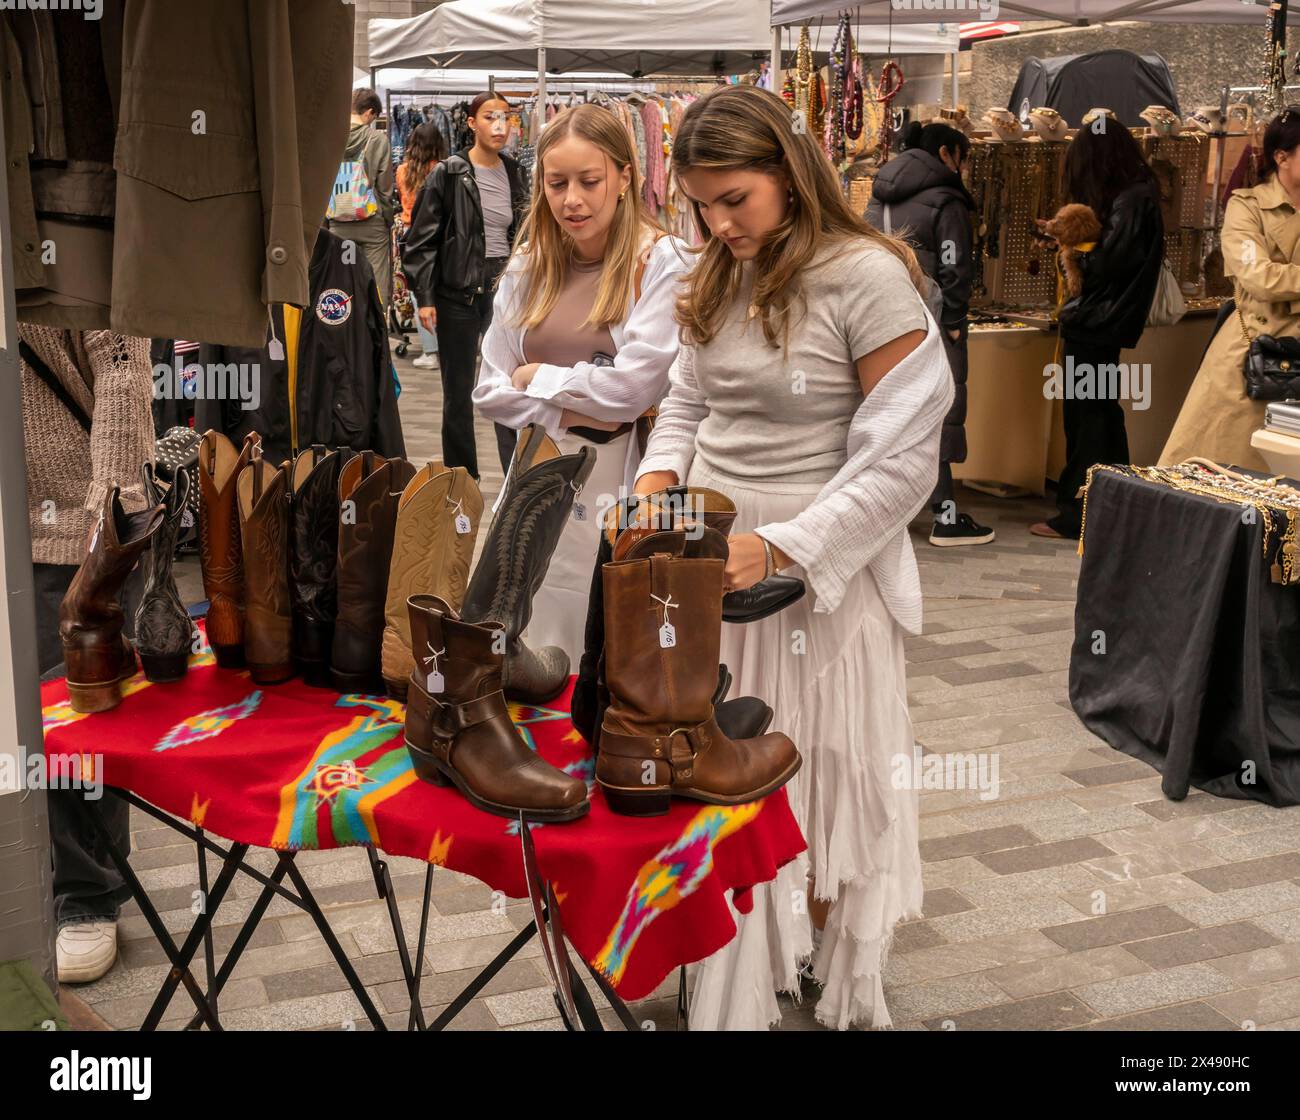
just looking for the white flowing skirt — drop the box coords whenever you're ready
[686,458,924,1031]
[526,429,632,668]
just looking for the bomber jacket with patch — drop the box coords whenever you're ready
[194,229,404,464]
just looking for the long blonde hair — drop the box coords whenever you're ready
[671,85,926,348]
[511,104,662,330]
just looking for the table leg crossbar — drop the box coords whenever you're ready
[94,789,688,1031]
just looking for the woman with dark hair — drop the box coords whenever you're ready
[404,93,530,477]
[1031,110,1163,539]
[868,121,992,546]
[1161,107,1300,470]
[396,122,448,368]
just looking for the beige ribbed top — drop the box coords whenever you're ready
[521,254,616,367]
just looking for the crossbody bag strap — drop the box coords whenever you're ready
[1232,281,1258,347]
[19,340,92,434]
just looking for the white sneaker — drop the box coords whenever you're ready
[56,921,119,984]
[411,352,438,369]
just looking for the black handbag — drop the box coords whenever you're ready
[1237,290,1300,400]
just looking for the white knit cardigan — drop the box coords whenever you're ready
[636,311,954,635]
[472,233,693,495]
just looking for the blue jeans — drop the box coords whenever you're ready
[415,318,438,354]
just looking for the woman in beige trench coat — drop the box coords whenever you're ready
[1162,112,1300,471]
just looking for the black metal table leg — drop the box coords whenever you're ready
[277,853,388,1030]
[424,918,539,1031]
[195,825,217,1022]
[365,846,427,1032]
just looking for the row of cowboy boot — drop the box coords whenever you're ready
[461,425,594,703]
[60,488,165,713]
[331,451,416,694]
[237,450,293,684]
[290,445,354,687]
[133,463,196,682]
[571,486,785,754]
[381,461,482,700]
[403,595,589,822]
[596,525,802,817]
[198,431,261,667]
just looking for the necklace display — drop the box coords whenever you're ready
[1080,459,1300,584]
[782,25,825,136]
[825,14,852,164]
[874,60,905,162]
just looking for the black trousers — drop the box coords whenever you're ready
[1050,339,1129,538]
[35,562,136,927]
[433,256,516,479]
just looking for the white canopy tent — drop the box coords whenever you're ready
[769,0,1279,25]
[368,0,960,109]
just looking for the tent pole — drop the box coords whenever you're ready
[771,24,782,94]
[537,47,547,134]
[950,50,959,108]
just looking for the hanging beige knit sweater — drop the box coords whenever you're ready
[19,325,155,566]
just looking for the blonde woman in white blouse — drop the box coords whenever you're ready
[635,86,954,1030]
[474,105,690,664]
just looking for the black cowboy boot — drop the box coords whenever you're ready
[134,463,196,682]
[461,425,595,704]
[289,445,354,687]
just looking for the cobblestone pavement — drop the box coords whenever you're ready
[107,349,1300,1031]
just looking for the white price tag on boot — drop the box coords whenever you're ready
[572,502,586,522]
[652,593,679,650]
[454,513,471,534]
[422,643,446,693]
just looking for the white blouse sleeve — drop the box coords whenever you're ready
[521,236,692,422]
[473,259,566,433]
[755,317,953,614]
[634,342,708,484]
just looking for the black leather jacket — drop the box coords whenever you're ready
[402,150,529,307]
[1058,178,1164,349]
[866,148,975,329]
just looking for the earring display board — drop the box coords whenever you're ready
[1141,133,1212,292]
[967,139,1068,310]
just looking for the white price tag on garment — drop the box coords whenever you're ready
[572,502,587,522]
[455,513,471,534]
[427,669,445,694]
[268,338,285,362]
[659,622,676,649]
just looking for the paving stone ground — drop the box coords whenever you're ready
[112,347,1300,1031]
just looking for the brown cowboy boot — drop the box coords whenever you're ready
[238,452,293,684]
[198,430,260,667]
[331,452,416,694]
[404,595,589,822]
[60,487,165,713]
[596,530,801,817]
[381,462,483,700]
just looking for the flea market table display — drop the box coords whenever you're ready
[41,657,806,1030]
[1070,460,1300,809]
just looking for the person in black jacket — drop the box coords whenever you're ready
[1032,113,1164,540]
[403,92,530,479]
[867,121,994,546]
[194,227,404,464]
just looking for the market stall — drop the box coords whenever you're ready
[772,0,1283,493]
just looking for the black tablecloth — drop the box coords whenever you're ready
[1069,468,1300,806]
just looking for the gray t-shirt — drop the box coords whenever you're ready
[475,161,513,258]
[693,238,930,484]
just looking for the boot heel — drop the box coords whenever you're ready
[249,662,295,685]
[66,679,123,715]
[213,643,246,669]
[139,651,189,683]
[406,741,451,786]
[601,784,672,817]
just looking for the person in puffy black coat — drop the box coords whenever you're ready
[1032,114,1164,540]
[867,121,994,546]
